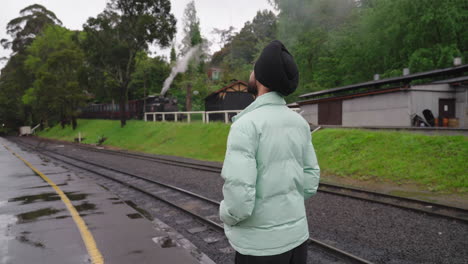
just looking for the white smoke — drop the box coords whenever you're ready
[161,45,200,96]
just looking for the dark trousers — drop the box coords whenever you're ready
[235,241,308,264]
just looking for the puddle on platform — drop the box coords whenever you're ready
[127,213,143,219]
[99,184,110,191]
[24,183,68,190]
[55,215,70,220]
[64,192,89,201]
[39,157,50,163]
[9,193,60,204]
[124,201,154,220]
[17,208,62,223]
[9,191,88,205]
[75,202,96,212]
[17,234,45,248]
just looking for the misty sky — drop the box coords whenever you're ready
[0,0,275,68]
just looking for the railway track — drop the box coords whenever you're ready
[22,137,468,224]
[14,138,373,264]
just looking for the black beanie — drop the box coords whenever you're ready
[254,40,299,96]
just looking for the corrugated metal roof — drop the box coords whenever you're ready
[431,75,468,84]
[299,64,468,98]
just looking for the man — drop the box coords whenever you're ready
[219,40,321,264]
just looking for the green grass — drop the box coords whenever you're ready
[38,119,468,193]
[38,119,231,161]
[313,129,468,192]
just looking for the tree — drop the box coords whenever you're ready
[23,26,86,129]
[180,0,202,55]
[265,0,468,102]
[170,44,177,64]
[178,0,205,111]
[212,26,236,47]
[82,0,176,127]
[0,4,62,131]
[209,10,277,85]
[0,54,29,130]
[1,4,62,53]
[129,52,170,100]
[230,10,277,65]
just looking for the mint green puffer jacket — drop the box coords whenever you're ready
[219,91,320,256]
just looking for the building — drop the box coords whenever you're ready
[204,80,254,120]
[207,67,222,81]
[298,64,468,128]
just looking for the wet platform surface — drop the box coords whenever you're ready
[0,137,202,264]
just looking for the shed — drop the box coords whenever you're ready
[204,80,254,121]
[205,80,254,111]
[297,64,468,128]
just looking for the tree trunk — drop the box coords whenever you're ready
[143,75,147,117]
[119,88,127,127]
[72,116,77,130]
[186,83,192,111]
[60,116,66,129]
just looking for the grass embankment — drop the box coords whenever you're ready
[39,119,230,161]
[38,119,467,192]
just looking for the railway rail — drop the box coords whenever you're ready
[13,138,373,264]
[20,136,468,224]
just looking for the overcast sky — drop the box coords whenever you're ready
[0,0,275,68]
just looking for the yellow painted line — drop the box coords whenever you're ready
[2,143,104,264]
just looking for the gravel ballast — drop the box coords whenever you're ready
[17,137,468,264]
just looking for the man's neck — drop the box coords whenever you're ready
[256,86,271,98]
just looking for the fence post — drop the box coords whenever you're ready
[144,113,147,122]
[175,113,178,122]
[188,113,191,123]
[162,113,165,121]
[153,113,156,122]
[225,112,228,124]
[202,112,206,123]
[206,113,210,123]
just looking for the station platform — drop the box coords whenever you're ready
[0,137,207,264]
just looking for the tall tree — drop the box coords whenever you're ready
[82,0,176,127]
[179,0,205,111]
[0,55,30,130]
[210,10,277,83]
[0,4,62,131]
[23,26,86,129]
[212,26,236,47]
[1,4,62,53]
[180,0,203,55]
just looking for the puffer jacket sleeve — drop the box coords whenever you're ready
[220,122,258,226]
[303,130,320,200]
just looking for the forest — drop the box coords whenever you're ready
[0,0,467,131]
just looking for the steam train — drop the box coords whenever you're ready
[81,95,179,120]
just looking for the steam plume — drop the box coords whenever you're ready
[161,45,200,96]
